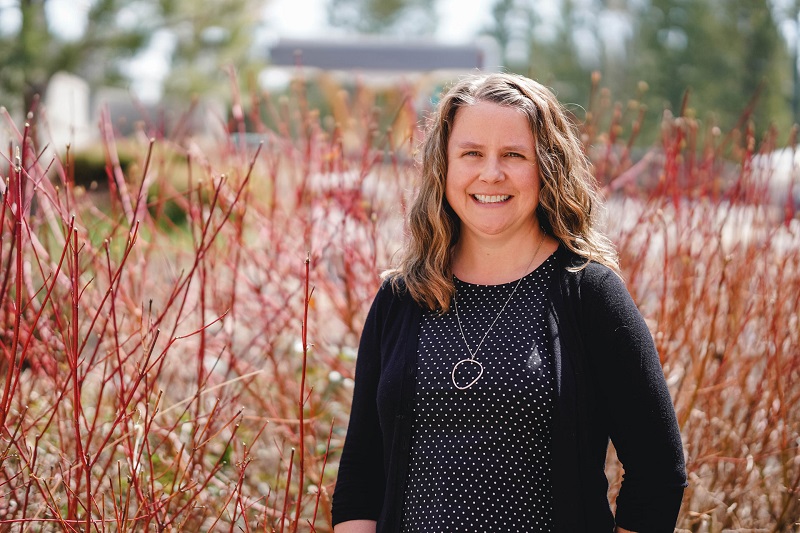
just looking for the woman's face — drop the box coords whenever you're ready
[445,100,541,246]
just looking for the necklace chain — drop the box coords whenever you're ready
[452,232,547,390]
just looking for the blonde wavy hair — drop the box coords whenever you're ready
[389,72,619,312]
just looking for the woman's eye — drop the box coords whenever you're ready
[507,152,524,158]
[464,151,480,157]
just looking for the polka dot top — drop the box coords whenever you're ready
[400,253,557,533]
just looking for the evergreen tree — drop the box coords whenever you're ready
[724,0,790,131]
[631,0,790,133]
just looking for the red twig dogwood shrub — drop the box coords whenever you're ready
[0,76,798,531]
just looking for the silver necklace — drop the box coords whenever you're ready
[451,232,546,390]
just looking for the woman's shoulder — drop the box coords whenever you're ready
[554,245,618,282]
[553,245,627,305]
[361,275,424,339]
[377,273,406,297]
[552,247,644,337]
[371,274,419,311]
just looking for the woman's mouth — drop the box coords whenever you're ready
[472,194,511,204]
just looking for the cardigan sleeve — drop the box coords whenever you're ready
[579,266,687,532]
[331,284,389,526]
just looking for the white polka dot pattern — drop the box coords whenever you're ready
[400,253,557,532]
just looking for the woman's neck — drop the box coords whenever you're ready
[451,230,558,285]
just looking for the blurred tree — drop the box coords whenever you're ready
[777,0,800,123]
[727,0,791,130]
[0,0,150,117]
[525,0,595,105]
[481,0,537,69]
[327,0,437,36]
[482,0,640,106]
[159,0,262,100]
[631,0,790,133]
[477,0,791,139]
[483,0,515,66]
[0,0,262,120]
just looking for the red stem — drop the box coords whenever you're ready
[0,147,24,430]
[310,419,335,530]
[292,253,312,530]
[280,448,295,533]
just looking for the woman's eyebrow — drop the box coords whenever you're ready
[453,141,483,149]
[453,141,531,152]
[502,144,532,152]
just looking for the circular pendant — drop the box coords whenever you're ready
[452,358,484,390]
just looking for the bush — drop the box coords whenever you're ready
[68,144,136,189]
[0,77,798,531]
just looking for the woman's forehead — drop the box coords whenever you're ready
[447,102,536,148]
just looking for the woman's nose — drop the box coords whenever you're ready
[479,157,504,183]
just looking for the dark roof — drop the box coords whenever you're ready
[268,38,485,72]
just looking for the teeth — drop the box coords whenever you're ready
[473,194,510,204]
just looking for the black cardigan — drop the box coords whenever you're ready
[332,247,687,532]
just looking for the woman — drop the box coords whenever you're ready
[331,73,686,533]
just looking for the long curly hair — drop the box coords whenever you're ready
[389,72,619,312]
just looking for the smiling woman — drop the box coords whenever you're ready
[331,73,687,533]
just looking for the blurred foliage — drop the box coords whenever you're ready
[324,0,794,142]
[0,0,151,116]
[0,0,795,150]
[631,0,790,139]
[158,0,264,100]
[327,0,438,36]
[0,0,263,118]
[70,144,136,188]
[481,0,794,142]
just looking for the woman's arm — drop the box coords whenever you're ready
[333,520,377,533]
[579,266,687,531]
